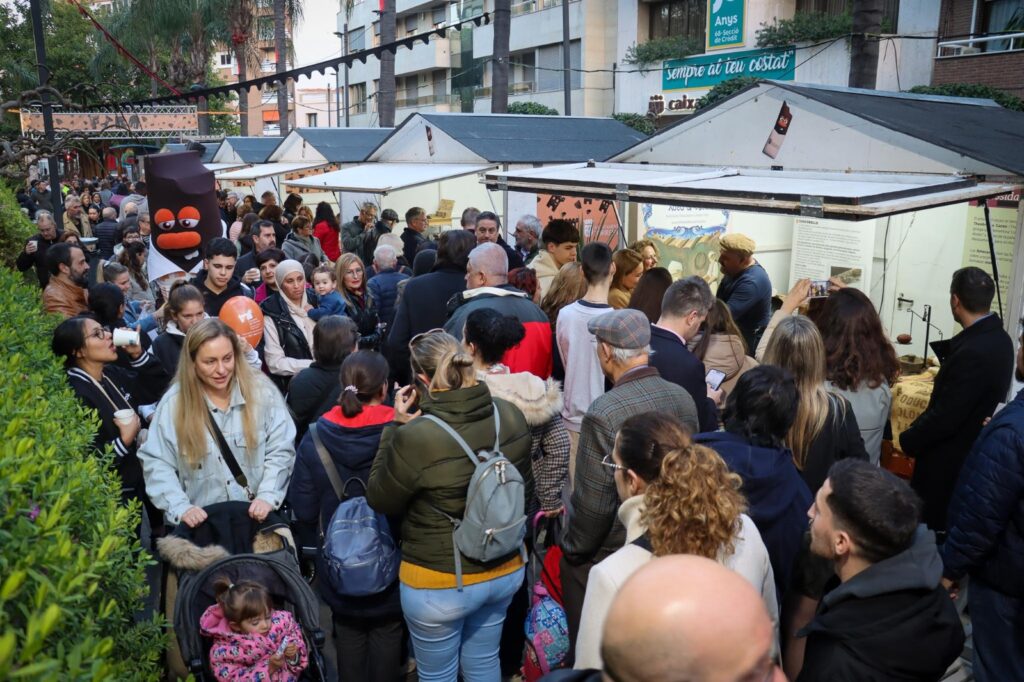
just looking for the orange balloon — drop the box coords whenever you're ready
[219,296,264,347]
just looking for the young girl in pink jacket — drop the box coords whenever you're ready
[200,578,309,681]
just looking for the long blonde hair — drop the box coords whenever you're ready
[335,253,372,308]
[409,330,477,394]
[174,319,261,468]
[540,262,587,328]
[762,315,831,470]
[643,443,746,560]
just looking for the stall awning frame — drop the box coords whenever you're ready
[204,162,249,173]
[483,162,1014,221]
[287,163,497,194]
[215,162,328,181]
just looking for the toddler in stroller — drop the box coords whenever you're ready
[159,501,327,681]
[201,578,308,681]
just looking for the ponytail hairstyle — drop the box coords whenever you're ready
[165,281,204,329]
[212,577,272,626]
[338,350,390,418]
[463,308,526,366]
[409,329,477,394]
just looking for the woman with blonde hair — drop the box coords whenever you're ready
[139,318,296,528]
[540,262,588,382]
[367,329,532,681]
[607,248,643,309]
[335,252,382,349]
[629,238,660,271]
[575,412,776,669]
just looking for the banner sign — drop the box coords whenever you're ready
[707,0,746,50]
[20,108,198,138]
[663,46,795,91]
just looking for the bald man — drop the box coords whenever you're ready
[544,555,784,681]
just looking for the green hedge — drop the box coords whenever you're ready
[0,266,164,680]
[0,184,36,271]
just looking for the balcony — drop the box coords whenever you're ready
[511,0,577,18]
[395,36,451,75]
[936,32,1024,57]
[473,81,537,99]
[395,91,460,109]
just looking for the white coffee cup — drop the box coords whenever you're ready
[112,328,140,347]
[113,409,136,427]
[245,267,260,282]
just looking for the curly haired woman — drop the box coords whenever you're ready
[574,412,778,670]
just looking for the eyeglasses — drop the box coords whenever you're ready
[86,326,111,341]
[600,454,627,473]
[409,327,445,349]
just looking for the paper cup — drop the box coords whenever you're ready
[113,409,135,427]
[112,328,140,347]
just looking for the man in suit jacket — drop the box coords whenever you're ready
[560,308,699,659]
[900,267,1014,531]
[650,276,720,432]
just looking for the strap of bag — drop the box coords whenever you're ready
[309,423,345,501]
[421,405,501,464]
[206,410,254,501]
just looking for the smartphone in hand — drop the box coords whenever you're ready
[706,369,726,391]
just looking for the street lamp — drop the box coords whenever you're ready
[333,30,350,127]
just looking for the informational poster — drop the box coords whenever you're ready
[961,189,1021,301]
[789,217,874,292]
[641,204,728,286]
[537,194,622,250]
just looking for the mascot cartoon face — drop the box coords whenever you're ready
[144,151,223,274]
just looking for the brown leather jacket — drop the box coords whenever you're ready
[42,276,88,319]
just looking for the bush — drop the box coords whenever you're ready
[0,265,164,680]
[909,83,1024,112]
[612,112,656,136]
[0,183,36,270]
[623,35,702,67]
[695,76,763,111]
[507,101,559,115]
[756,12,852,48]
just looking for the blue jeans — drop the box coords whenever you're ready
[970,578,1024,682]
[400,567,526,682]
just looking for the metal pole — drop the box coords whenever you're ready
[29,0,63,228]
[328,83,333,126]
[561,0,571,115]
[343,24,350,127]
[984,202,1005,319]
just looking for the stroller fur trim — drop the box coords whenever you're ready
[158,536,231,571]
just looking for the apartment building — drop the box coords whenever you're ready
[330,0,954,126]
[212,0,295,136]
[932,0,1024,98]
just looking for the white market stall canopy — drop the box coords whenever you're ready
[289,163,496,194]
[215,162,328,181]
[204,162,249,173]
[484,162,1014,221]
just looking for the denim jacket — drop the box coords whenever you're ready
[139,377,296,524]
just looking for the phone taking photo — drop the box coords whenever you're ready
[706,369,726,391]
[809,280,830,298]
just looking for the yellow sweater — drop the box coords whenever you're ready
[399,555,524,589]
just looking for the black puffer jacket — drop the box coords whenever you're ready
[261,292,315,390]
[797,527,965,682]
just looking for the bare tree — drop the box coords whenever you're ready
[491,0,511,113]
[378,0,396,127]
[849,0,882,89]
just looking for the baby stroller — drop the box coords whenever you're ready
[158,501,327,681]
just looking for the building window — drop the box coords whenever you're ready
[536,40,581,92]
[219,52,233,66]
[306,113,318,127]
[405,13,419,34]
[350,82,368,114]
[649,0,705,43]
[432,4,447,25]
[984,0,1024,51]
[510,50,536,93]
[796,0,901,32]
[348,27,365,52]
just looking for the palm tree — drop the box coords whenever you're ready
[378,0,396,127]
[217,0,258,135]
[849,0,881,89]
[273,0,302,135]
[491,0,511,113]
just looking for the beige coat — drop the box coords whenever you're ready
[692,333,759,397]
[527,250,561,299]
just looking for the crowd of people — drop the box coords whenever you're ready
[14,173,1024,682]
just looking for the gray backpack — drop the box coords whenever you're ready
[424,405,528,590]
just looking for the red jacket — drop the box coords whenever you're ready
[313,220,341,262]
